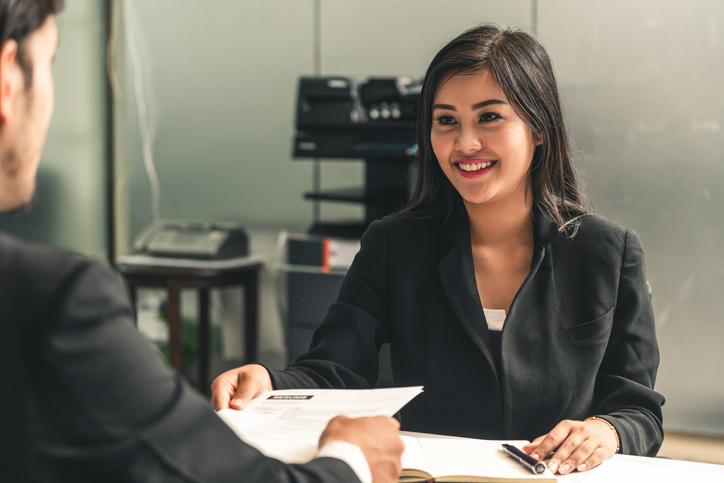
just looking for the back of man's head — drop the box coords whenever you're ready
[0,0,65,87]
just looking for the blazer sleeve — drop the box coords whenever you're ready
[271,220,391,390]
[32,260,360,483]
[590,229,665,456]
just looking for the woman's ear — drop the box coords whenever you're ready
[0,39,22,127]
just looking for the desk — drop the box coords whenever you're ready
[559,454,724,482]
[116,254,264,394]
[399,431,724,482]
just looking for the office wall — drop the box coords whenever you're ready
[117,1,724,435]
[538,0,724,435]
[118,0,530,238]
[0,1,108,259]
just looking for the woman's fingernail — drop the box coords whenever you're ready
[578,463,587,472]
[548,462,558,473]
[531,452,541,461]
[560,464,570,475]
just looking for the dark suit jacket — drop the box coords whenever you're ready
[0,233,358,483]
[271,209,665,456]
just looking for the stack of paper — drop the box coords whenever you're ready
[217,386,423,463]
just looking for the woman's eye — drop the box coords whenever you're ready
[480,112,500,122]
[436,115,456,126]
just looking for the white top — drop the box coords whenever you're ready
[483,308,506,332]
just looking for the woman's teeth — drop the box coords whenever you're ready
[458,161,494,172]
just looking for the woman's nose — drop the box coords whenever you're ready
[455,125,484,153]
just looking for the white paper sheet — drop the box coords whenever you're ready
[217,386,423,464]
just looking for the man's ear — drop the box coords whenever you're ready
[0,39,22,127]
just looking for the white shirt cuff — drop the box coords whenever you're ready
[316,440,372,483]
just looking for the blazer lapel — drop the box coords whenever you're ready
[436,207,561,379]
[438,209,499,377]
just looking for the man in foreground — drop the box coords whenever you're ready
[0,1,403,482]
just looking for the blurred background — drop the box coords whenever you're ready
[1,0,722,450]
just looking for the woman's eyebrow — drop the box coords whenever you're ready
[432,99,508,111]
[432,103,456,111]
[471,99,507,110]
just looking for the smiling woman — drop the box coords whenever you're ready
[213,24,665,478]
[430,71,541,210]
[407,25,586,231]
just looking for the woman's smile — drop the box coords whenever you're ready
[454,159,498,178]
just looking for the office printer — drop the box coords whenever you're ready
[293,76,421,159]
[132,221,249,260]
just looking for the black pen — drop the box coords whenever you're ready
[501,443,547,475]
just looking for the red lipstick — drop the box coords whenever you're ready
[454,159,496,179]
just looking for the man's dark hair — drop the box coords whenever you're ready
[402,24,588,233]
[0,0,65,87]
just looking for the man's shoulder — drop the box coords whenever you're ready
[0,232,91,282]
[0,233,104,319]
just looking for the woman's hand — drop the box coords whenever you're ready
[210,364,273,410]
[522,419,618,475]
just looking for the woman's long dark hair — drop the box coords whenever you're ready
[403,24,587,232]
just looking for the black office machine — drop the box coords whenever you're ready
[294,76,420,158]
[132,221,249,260]
[293,76,421,237]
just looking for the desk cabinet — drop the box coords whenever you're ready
[286,269,345,364]
[284,266,393,387]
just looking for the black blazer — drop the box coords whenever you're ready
[0,233,358,483]
[271,209,665,456]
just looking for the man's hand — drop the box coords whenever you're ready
[210,364,272,410]
[320,415,404,483]
[523,419,618,475]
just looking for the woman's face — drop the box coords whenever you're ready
[430,70,540,209]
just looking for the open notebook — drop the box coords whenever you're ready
[400,433,556,483]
